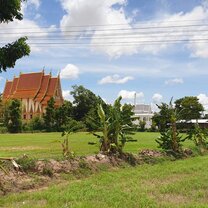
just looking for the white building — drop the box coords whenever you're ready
[132,104,154,129]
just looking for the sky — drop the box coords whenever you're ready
[1,0,208,110]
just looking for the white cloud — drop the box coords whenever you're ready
[98,74,134,84]
[0,19,51,53]
[60,0,137,58]
[151,93,163,112]
[152,93,163,104]
[118,90,144,102]
[59,0,208,58]
[165,78,184,85]
[29,0,41,9]
[62,90,73,101]
[21,0,41,13]
[60,64,80,79]
[197,94,208,110]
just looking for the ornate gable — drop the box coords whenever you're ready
[2,71,64,120]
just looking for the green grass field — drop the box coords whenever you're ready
[1,155,208,207]
[1,132,206,208]
[0,132,194,159]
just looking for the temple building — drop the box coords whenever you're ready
[132,104,154,129]
[2,71,64,120]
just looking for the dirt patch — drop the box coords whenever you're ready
[139,149,165,157]
[0,153,126,195]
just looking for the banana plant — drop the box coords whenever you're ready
[61,119,84,158]
[94,97,135,154]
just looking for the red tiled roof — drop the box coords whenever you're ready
[2,81,12,99]
[35,75,50,102]
[9,77,19,98]
[41,78,58,105]
[2,71,63,108]
[17,72,43,91]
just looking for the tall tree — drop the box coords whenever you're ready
[43,97,56,132]
[175,96,204,120]
[70,85,101,121]
[5,99,22,133]
[55,100,73,131]
[0,0,30,72]
[152,103,172,131]
[155,100,185,153]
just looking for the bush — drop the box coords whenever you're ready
[0,126,7,134]
[28,116,44,132]
[156,129,186,154]
[16,157,36,172]
[138,120,146,132]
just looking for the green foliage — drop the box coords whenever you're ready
[0,0,25,23]
[156,129,186,153]
[187,124,208,149]
[54,100,73,132]
[44,97,56,132]
[94,97,135,154]
[175,96,204,120]
[154,99,186,153]
[28,116,44,132]
[0,0,30,72]
[5,99,22,133]
[139,120,146,132]
[42,166,53,177]
[150,121,157,132]
[0,37,30,72]
[70,85,106,122]
[61,119,84,158]
[16,157,36,172]
[0,126,7,134]
[152,102,174,131]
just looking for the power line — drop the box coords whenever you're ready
[11,33,207,41]
[1,38,207,46]
[0,23,208,35]
[1,29,208,40]
[1,19,208,30]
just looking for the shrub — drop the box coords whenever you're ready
[16,157,36,172]
[156,129,186,154]
[28,116,44,132]
[0,126,7,134]
[139,120,146,132]
[187,124,208,150]
[93,97,135,154]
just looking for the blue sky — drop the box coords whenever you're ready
[1,0,208,109]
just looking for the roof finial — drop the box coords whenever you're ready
[57,69,60,77]
[49,69,52,77]
[42,66,45,73]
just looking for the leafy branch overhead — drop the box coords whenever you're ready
[0,37,30,72]
[0,0,30,72]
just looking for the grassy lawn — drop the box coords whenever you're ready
[0,132,207,207]
[1,155,208,207]
[0,132,194,159]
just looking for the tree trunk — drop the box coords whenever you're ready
[171,121,178,152]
